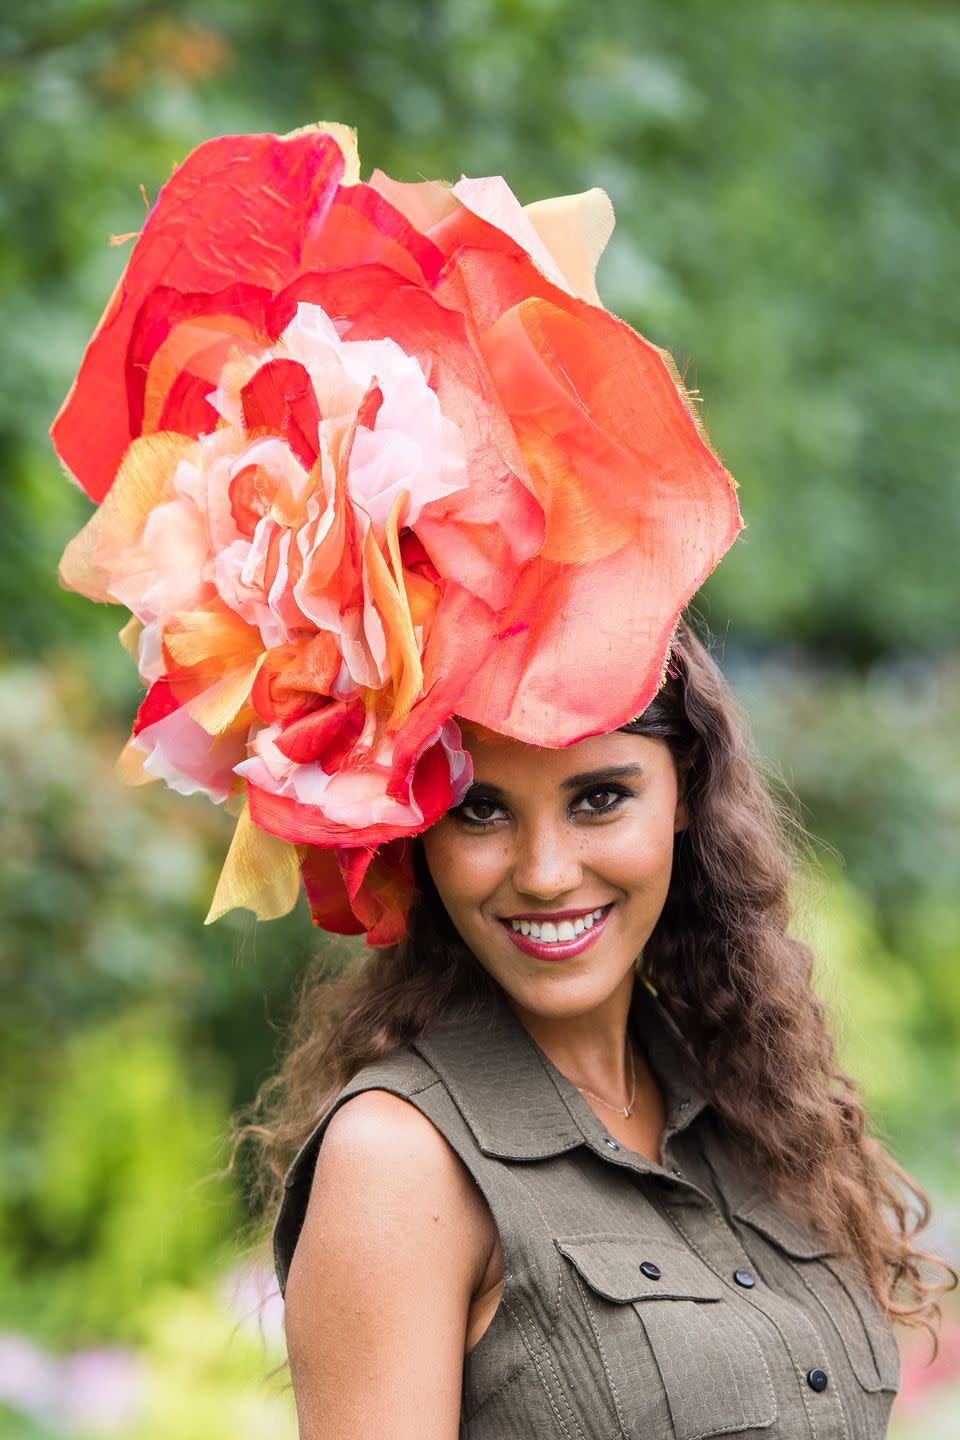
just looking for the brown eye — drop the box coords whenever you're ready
[570,786,629,817]
[455,796,507,828]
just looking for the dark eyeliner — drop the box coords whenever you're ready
[451,780,634,829]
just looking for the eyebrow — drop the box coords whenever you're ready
[463,763,645,800]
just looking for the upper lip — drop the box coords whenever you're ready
[500,904,612,923]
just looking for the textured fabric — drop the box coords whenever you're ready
[273,979,900,1438]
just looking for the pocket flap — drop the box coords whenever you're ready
[555,1235,726,1302]
[734,1198,836,1259]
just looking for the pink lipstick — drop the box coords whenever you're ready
[498,904,613,962]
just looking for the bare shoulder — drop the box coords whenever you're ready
[283,1088,494,1440]
[306,1088,495,1269]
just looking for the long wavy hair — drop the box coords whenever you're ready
[234,614,955,1350]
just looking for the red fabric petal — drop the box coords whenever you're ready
[273,698,366,768]
[240,357,323,469]
[301,838,414,946]
[299,847,365,936]
[410,737,453,818]
[131,287,268,439]
[51,130,346,500]
[155,367,221,439]
[302,183,445,288]
[132,677,181,736]
[342,838,414,946]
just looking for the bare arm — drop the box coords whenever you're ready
[282,1089,495,1440]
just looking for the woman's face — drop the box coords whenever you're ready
[421,726,687,1023]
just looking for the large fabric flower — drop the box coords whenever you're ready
[52,123,743,943]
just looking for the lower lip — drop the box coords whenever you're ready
[498,906,613,962]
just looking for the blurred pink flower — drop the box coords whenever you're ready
[0,1333,143,1434]
[61,1346,144,1433]
[895,1314,960,1417]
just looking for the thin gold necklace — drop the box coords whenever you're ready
[571,1043,638,1118]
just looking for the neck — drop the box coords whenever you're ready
[504,972,637,1100]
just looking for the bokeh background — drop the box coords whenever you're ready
[2,1,958,1435]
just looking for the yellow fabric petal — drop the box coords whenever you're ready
[522,188,616,306]
[58,431,200,602]
[205,799,306,924]
[185,653,268,737]
[118,615,142,662]
[163,607,261,671]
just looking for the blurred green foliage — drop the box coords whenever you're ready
[0,1,957,1434]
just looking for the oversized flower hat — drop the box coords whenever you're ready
[52,122,744,945]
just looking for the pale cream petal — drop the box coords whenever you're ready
[522,188,616,305]
[116,734,160,786]
[286,121,361,184]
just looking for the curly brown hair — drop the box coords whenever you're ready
[234,615,956,1353]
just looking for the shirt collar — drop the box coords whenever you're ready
[412,976,711,1162]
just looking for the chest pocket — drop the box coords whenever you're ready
[555,1235,778,1440]
[734,1200,901,1395]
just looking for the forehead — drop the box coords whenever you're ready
[457,724,671,788]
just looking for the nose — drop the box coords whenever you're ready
[509,818,584,901]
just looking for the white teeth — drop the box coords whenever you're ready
[509,907,608,944]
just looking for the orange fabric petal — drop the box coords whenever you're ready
[362,493,423,731]
[480,296,740,566]
[143,315,261,433]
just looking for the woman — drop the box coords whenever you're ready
[265,619,954,1439]
[52,124,954,1439]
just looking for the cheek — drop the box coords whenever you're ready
[594,807,677,894]
[422,825,505,915]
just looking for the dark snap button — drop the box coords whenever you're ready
[639,1260,662,1280]
[733,1267,756,1288]
[604,1139,620,1150]
[671,1166,682,1177]
[806,1367,829,1393]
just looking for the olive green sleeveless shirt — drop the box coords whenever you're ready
[274,979,900,1438]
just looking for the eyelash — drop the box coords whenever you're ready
[452,785,632,831]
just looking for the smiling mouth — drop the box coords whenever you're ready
[504,907,610,945]
[496,903,614,960]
